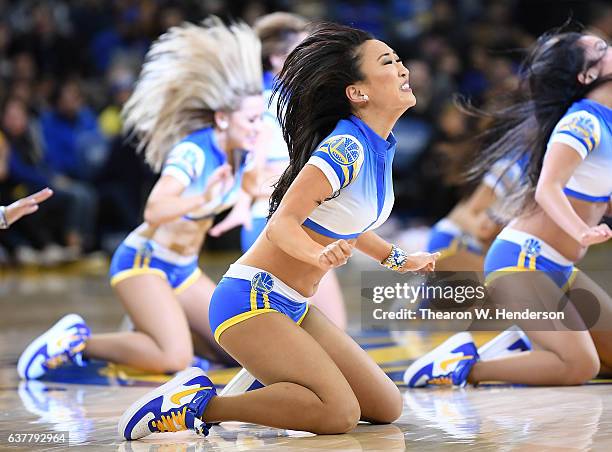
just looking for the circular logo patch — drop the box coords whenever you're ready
[521,238,541,258]
[321,136,362,166]
[251,271,274,294]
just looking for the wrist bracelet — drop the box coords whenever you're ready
[380,244,408,271]
[0,206,8,229]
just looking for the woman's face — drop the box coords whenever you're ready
[226,94,265,151]
[353,39,416,111]
[580,35,612,81]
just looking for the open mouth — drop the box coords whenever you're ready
[400,82,411,92]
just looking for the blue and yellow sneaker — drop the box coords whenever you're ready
[477,325,532,360]
[118,367,217,440]
[403,332,478,387]
[17,314,90,380]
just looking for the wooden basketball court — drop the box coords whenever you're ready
[2,248,612,450]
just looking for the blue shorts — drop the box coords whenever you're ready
[484,228,576,290]
[209,264,309,343]
[240,217,267,253]
[109,234,201,294]
[427,219,484,257]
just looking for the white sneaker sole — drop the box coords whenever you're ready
[477,325,529,359]
[403,331,474,386]
[117,367,206,440]
[17,313,86,380]
[219,368,256,396]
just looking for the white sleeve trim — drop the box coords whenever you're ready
[306,155,341,192]
[161,166,191,186]
[549,134,588,159]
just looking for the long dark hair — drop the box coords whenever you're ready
[465,26,611,217]
[268,22,373,217]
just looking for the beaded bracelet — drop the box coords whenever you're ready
[380,244,408,271]
[0,206,8,229]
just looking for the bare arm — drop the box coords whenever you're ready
[266,165,353,270]
[144,165,231,227]
[535,143,611,246]
[354,230,393,262]
[454,184,500,240]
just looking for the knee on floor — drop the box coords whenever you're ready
[368,385,403,424]
[561,354,600,385]
[157,350,194,374]
[312,396,361,434]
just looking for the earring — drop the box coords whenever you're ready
[362,94,369,101]
[218,121,229,130]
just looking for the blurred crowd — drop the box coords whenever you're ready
[0,0,610,266]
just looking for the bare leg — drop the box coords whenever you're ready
[300,306,402,423]
[177,273,236,365]
[83,274,194,373]
[202,312,361,434]
[309,270,347,330]
[570,270,612,372]
[468,271,601,385]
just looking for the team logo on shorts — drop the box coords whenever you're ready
[251,271,274,294]
[319,135,362,166]
[521,238,541,258]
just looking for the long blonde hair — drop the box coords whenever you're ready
[123,17,262,171]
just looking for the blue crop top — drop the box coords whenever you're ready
[547,98,612,203]
[160,127,247,220]
[304,115,396,239]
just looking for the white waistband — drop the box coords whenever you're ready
[434,218,463,236]
[224,263,308,303]
[497,228,574,266]
[123,233,198,266]
[434,218,483,249]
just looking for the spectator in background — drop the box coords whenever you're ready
[40,79,103,251]
[41,78,108,181]
[1,96,85,264]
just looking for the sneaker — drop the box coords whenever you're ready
[17,314,90,380]
[477,325,532,360]
[219,368,262,396]
[403,332,478,387]
[118,367,217,440]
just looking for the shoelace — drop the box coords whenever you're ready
[151,406,207,435]
[44,336,87,369]
[153,406,189,433]
[428,376,453,385]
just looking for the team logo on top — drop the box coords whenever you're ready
[319,135,362,166]
[521,238,541,258]
[251,271,274,294]
[557,111,600,151]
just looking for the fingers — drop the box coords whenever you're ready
[580,225,612,245]
[206,164,232,187]
[318,239,354,269]
[27,187,53,203]
[208,217,238,237]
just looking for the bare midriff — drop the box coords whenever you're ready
[238,225,339,298]
[510,197,608,262]
[131,218,214,257]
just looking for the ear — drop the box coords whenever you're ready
[214,111,230,130]
[577,70,596,85]
[345,84,368,104]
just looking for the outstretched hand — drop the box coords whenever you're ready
[3,187,53,227]
[579,223,612,246]
[397,251,441,273]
